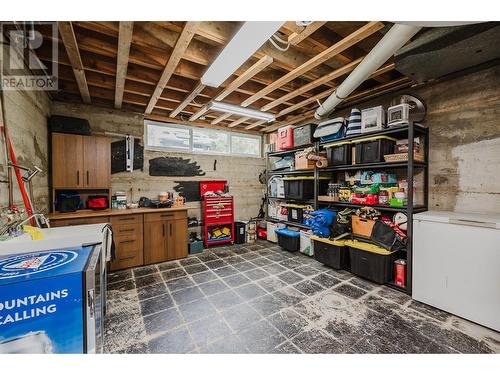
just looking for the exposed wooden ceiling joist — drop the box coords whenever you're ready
[239,22,384,108]
[58,22,91,104]
[114,21,134,109]
[145,21,199,114]
[169,81,206,118]
[275,62,396,119]
[39,21,408,133]
[189,55,273,121]
[262,76,412,133]
[287,22,327,46]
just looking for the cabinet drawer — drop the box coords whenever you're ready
[51,216,110,227]
[111,214,143,226]
[144,211,186,222]
[112,222,143,236]
[111,234,144,271]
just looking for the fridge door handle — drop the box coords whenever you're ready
[88,289,95,319]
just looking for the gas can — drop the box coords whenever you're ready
[394,259,406,287]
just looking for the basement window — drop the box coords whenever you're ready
[144,120,262,157]
[231,133,261,157]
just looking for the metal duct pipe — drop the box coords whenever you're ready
[314,23,422,119]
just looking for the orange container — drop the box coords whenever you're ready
[351,215,376,238]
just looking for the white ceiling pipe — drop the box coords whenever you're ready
[314,23,422,119]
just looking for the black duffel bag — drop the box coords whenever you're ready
[330,208,353,241]
[370,220,407,251]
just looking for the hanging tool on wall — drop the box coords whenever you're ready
[0,88,14,207]
[0,98,37,225]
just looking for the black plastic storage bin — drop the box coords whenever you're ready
[275,228,300,252]
[287,206,305,223]
[353,136,396,164]
[325,141,352,166]
[234,221,246,244]
[293,124,317,147]
[283,177,329,200]
[312,237,350,270]
[347,240,399,284]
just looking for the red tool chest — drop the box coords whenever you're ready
[200,180,235,247]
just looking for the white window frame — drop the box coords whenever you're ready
[230,132,262,157]
[144,119,262,158]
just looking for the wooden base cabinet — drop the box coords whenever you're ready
[49,209,188,271]
[110,214,144,271]
[144,211,188,265]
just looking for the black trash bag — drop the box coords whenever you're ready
[370,220,407,251]
[330,208,353,240]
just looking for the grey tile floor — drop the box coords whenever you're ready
[104,240,500,354]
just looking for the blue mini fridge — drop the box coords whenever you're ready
[0,245,104,354]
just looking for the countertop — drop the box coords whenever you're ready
[0,224,108,255]
[48,206,193,220]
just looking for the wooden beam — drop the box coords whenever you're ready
[240,22,384,108]
[169,82,206,118]
[114,21,134,109]
[189,55,273,121]
[261,57,364,112]
[195,21,334,81]
[58,22,91,104]
[223,22,384,128]
[227,116,250,128]
[145,113,262,135]
[275,62,397,119]
[211,113,231,125]
[262,77,412,133]
[244,120,266,130]
[263,110,317,133]
[145,21,199,114]
[287,22,327,46]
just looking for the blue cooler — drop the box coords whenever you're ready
[275,228,301,252]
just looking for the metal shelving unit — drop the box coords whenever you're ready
[265,123,429,296]
[316,123,429,295]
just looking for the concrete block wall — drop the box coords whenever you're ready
[0,45,51,212]
[327,63,500,214]
[49,102,266,222]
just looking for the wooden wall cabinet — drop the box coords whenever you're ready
[52,133,110,189]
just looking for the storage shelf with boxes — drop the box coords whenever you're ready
[265,106,428,295]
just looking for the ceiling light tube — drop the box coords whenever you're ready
[201,21,284,88]
[208,101,275,122]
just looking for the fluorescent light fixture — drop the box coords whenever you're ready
[208,101,276,122]
[201,21,284,88]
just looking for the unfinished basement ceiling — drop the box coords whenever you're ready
[32,21,411,133]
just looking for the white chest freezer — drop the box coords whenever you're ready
[413,211,500,331]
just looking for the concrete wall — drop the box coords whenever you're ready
[50,102,266,223]
[0,45,51,212]
[326,63,500,214]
